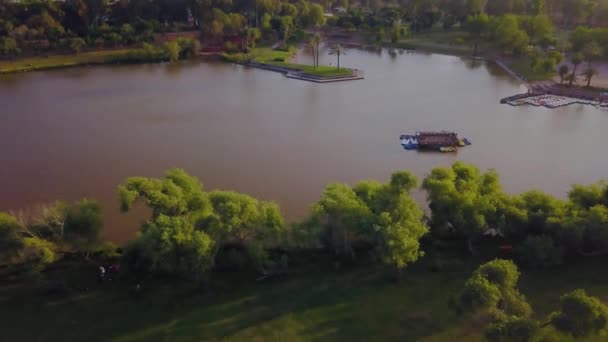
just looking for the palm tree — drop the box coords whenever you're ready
[558,64,569,85]
[565,73,577,86]
[306,34,322,69]
[328,44,347,71]
[581,67,598,88]
[312,33,321,68]
[306,39,317,68]
[569,53,583,87]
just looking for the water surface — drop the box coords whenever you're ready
[2,48,607,242]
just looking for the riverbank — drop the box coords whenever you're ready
[0,49,148,74]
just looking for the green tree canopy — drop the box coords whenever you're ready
[126,214,214,281]
[119,168,210,218]
[550,289,608,337]
[459,259,532,318]
[63,199,103,253]
[312,171,428,272]
[120,169,285,278]
[0,212,24,265]
[484,316,539,342]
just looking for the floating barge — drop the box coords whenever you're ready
[400,131,471,152]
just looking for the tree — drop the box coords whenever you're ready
[280,15,294,46]
[125,214,214,281]
[0,213,24,265]
[21,236,56,273]
[422,162,526,252]
[550,289,608,337]
[328,43,346,70]
[464,13,490,56]
[311,171,428,274]
[105,32,122,47]
[69,37,86,54]
[307,33,321,68]
[307,3,326,27]
[569,52,583,86]
[582,41,601,68]
[514,235,563,268]
[245,27,261,50]
[494,15,529,55]
[0,36,20,58]
[581,66,598,87]
[120,23,135,44]
[63,200,103,254]
[459,259,532,318]
[176,37,201,58]
[120,169,284,277]
[119,168,209,217]
[558,64,569,84]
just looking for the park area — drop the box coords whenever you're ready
[1,251,607,342]
[222,47,354,78]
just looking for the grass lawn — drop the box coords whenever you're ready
[223,47,354,77]
[2,255,608,341]
[0,49,140,74]
[390,30,475,56]
[270,62,353,77]
[510,59,556,81]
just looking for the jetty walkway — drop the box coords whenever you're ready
[500,82,608,109]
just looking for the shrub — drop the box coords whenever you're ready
[0,37,21,58]
[485,316,539,342]
[550,289,608,337]
[69,38,86,54]
[224,41,239,53]
[176,38,201,59]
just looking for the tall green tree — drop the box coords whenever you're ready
[0,213,24,265]
[311,171,428,274]
[569,52,583,86]
[126,214,214,281]
[119,168,210,218]
[558,64,569,84]
[63,200,103,254]
[464,13,490,56]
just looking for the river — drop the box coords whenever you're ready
[1,47,607,243]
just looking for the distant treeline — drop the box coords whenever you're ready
[2,0,608,59]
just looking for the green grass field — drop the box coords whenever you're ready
[0,49,140,74]
[2,254,607,341]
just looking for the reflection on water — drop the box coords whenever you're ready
[1,48,607,243]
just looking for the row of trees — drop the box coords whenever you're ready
[557,25,608,86]
[459,259,608,340]
[0,0,327,57]
[0,200,107,273]
[331,0,608,35]
[2,162,608,282]
[464,13,557,56]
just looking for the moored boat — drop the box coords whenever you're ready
[400,131,470,151]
